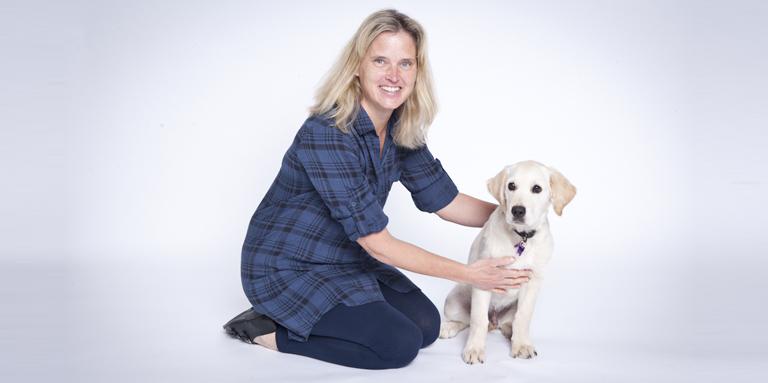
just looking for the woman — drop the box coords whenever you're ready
[223,9,531,369]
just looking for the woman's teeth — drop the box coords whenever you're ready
[380,86,401,94]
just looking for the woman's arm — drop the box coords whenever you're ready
[357,228,529,293]
[436,193,498,228]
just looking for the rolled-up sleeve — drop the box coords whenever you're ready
[295,126,388,241]
[399,145,459,213]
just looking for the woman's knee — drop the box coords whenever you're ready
[369,321,422,369]
[381,286,442,349]
[419,302,441,348]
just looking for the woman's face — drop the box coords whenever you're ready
[357,31,417,121]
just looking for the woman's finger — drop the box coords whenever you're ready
[493,283,523,292]
[512,276,530,284]
[497,277,529,288]
[491,257,515,267]
[508,269,532,278]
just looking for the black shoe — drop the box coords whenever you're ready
[223,308,277,344]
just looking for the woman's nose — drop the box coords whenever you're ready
[385,65,399,81]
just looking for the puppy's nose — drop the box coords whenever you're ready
[511,205,526,219]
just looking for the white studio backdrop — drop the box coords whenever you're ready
[2,0,767,381]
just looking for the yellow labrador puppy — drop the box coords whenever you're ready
[440,161,576,364]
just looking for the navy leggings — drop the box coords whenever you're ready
[274,282,441,369]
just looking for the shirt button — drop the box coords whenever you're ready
[350,201,358,208]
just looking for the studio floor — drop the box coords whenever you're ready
[5,255,765,383]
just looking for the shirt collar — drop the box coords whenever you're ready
[353,106,397,138]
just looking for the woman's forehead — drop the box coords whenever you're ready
[367,31,416,57]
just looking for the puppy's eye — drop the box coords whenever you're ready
[532,185,542,193]
[508,182,516,191]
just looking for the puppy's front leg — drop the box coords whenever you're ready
[462,288,492,364]
[510,278,542,359]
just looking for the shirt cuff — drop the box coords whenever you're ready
[337,198,389,241]
[411,162,459,213]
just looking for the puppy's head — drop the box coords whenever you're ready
[487,161,576,230]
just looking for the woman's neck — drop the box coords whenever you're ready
[360,103,391,137]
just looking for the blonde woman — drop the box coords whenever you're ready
[224,9,531,369]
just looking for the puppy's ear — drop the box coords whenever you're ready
[486,169,508,206]
[549,167,576,216]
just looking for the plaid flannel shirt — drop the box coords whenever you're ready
[241,107,458,341]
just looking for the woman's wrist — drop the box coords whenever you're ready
[452,262,473,285]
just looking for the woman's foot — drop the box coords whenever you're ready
[223,308,278,351]
[253,332,277,351]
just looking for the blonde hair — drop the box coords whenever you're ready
[309,9,437,149]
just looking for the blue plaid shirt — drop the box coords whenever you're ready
[241,107,458,341]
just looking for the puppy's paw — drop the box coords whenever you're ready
[510,343,538,359]
[462,345,486,364]
[439,321,466,339]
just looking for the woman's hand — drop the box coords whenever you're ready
[466,257,532,294]
[356,229,530,291]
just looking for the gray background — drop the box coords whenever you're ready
[2,0,766,381]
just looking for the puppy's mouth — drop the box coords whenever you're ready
[510,219,533,231]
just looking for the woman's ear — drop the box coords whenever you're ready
[487,168,509,207]
[548,167,576,216]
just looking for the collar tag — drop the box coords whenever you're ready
[514,241,526,256]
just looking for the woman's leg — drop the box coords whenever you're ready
[275,300,423,370]
[377,282,442,348]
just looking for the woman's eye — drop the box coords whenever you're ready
[373,58,386,65]
[532,185,542,193]
[400,61,413,69]
[508,182,516,191]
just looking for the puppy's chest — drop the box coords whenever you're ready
[490,289,521,309]
[483,237,542,270]
[483,239,517,260]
